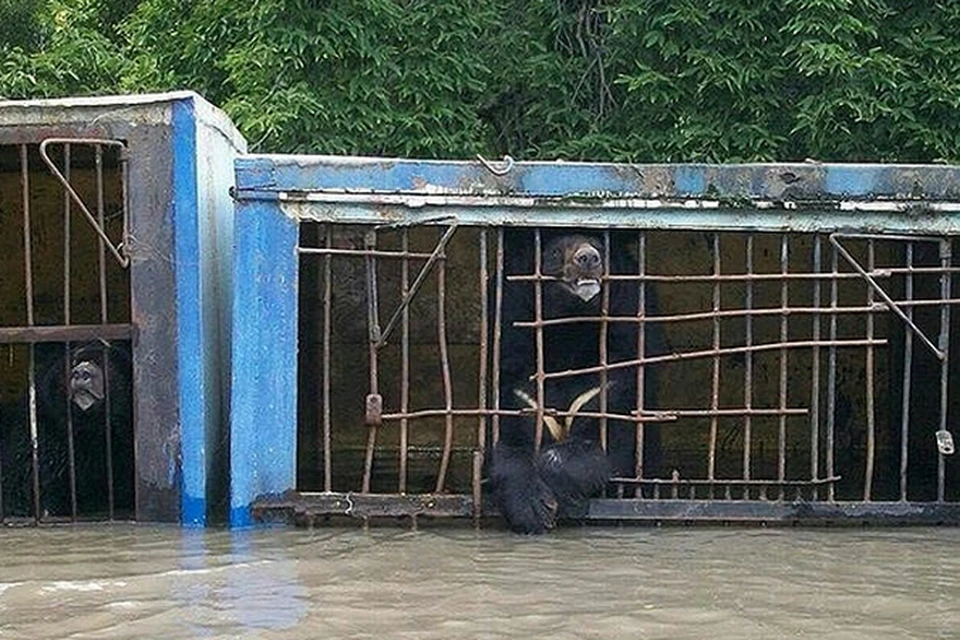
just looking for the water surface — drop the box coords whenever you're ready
[1,524,958,639]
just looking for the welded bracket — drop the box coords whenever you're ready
[829,233,947,361]
[370,223,458,349]
[39,138,130,268]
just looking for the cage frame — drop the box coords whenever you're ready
[0,92,245,524]
[230,155,960,528]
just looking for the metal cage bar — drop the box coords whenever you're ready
[282,220,960,526]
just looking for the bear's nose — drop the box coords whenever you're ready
[573,245,601,269]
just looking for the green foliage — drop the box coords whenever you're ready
[1,0,960,163]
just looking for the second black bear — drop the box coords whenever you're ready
[490,228,660,534]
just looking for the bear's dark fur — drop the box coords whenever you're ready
[490,228,661,534]
[0,341,134,518]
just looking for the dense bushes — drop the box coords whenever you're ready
[1,0,959,162]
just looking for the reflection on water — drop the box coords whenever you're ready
[1,524,959,639]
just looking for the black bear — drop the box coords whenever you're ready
[489,228,661,534]
[0,341,134,519]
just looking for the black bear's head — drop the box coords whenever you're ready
[541,234,604,315]
[69,360,105,412]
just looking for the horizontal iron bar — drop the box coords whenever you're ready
[610,476,840,486]
[298,247,437,260]
[510,268,960,284]
[377,407,805,423]
[0,324,134,344]
[508,272,869,282]
[378,407,677,423]
[538,338,889,381]
[515,299,960,328]
[251,493,960,525]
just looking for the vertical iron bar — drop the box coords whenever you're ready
[63,143,77,520]
[864,240,876,501]
[362,231,379,493]
[827,244,839,502]
[475,230,489,520]
[743,234,753,499]
[708,234,721,496]
[810,235,822,501]
[399,230,410,493]
[634,231,647,498]
[534,230,545,453]
[938,239,951,502]
[322,226,333,492]
[599,231,610,454]
[778,235,789,500]
[900,242,913,501]
[96,146,115,518]
[22,145,41,523]
[435,243,454,493]
[492,229,504,446]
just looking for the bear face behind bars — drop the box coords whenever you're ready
[490,228,662,533]
[0,341,134,518]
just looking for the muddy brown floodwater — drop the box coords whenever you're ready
[1,524,959,639]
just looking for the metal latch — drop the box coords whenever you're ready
[935,429,955,455]
[365,393,383,427]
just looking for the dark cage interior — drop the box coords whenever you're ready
[295,221,960,524]
[0,142,135,523]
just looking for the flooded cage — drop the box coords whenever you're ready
[0,93,246,525]
[231,158,960,527]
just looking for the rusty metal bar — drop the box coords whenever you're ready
[21,145,41,523]
[743,234,753,499]
[778,235,789,500]
[512,272,874,283]
[614,476,841,487]
[512,300,960,329]
[831,233,944,360]
[708,234,720,494]
[538,338,887,381]
[376,224,456,349]
[811,235,822,501]
[0,324,135,343]
[827,245,838,502]
[864,240,876,501]
[492,228,504,445]
[95,146,116,519]
[38,139,129,268]
[634,231,647,498]
[599,231,610,453]
[900,242,914,502]
[62,143,77,521]
[378,406,802,422]
[362,231,380,493]
[322,225,333,493]
[475,230,489,517]
[298,247,436,259]
[104,348,115,518]
[435,241,455,493]
[938,239,952,502]
[63,142,72,323]
[534,230,545,453]
[398,230,410,493]
[0,402,4,521]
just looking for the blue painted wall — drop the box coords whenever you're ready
[229,200,299,527]
[173,95,247,525]
[172,100,204,524]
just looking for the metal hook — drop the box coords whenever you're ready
[476,154,515,176]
